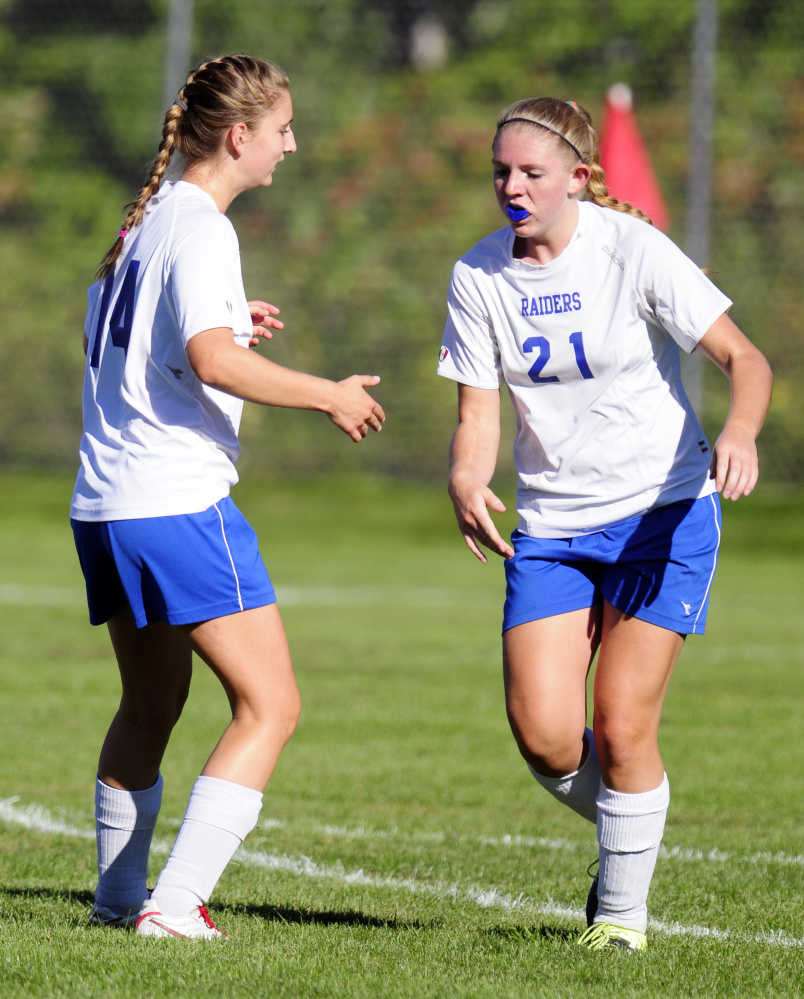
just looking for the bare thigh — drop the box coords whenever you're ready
[503,606,602,776]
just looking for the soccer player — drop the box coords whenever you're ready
[71,54,385,939]
[438,97,771,951]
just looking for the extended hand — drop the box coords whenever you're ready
[449,474,514,562]
[328,375,386,442]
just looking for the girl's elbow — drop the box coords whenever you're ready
[186,346,224,386]
[190,361,217,386]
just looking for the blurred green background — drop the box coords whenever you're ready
[0,0,801,480]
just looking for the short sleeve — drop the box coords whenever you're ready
[632,225,732,354]
[437,260,503,388]
[84,280,103,340]
[168,214,250,345]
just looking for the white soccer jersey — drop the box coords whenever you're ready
[438,200,732,538]
[71,181,255,522]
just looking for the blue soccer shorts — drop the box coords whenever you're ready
[503,494,722,635]
[71,496,276,629]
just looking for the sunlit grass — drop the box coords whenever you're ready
[0,472,802,997]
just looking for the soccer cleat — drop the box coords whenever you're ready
[88,902,139,928]
[578,921,647,952]
[585,875,599,927]
[135,899,227,939]
[585,858,599,928]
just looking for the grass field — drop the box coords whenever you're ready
[0,470,803,998]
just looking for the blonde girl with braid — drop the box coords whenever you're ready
[438,97,771,951]
[71,54,385,939]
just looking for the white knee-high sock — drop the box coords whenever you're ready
[595,774,670,932]
[152,775,263,916]
[527,727,601,824]
[95,773,162,914]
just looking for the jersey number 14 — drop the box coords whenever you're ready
[89,261,140,369]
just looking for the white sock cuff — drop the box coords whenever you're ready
[527,728,598,788]
[184,776,263,843]
[527,728,600,824]
[597,774,669,853]
[96,773,163,830]
[527,763,564,790]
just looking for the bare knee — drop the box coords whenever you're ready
[170,673,192,724]
[595,718,656,778]
[279,689,301,746]
[117,681,189,741]
[236,688,301,749]
[507,707,585,777]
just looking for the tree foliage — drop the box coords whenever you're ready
[1,0,802,478]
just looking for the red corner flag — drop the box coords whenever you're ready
[598,84,669,232]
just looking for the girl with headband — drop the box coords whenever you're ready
[71,54,385,939]
[438,96,771,951]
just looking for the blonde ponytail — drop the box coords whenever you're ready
[586,156,653,224]
[97,54,289,279]
[97,102,184,279]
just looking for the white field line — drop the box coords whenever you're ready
[261,821,804,870]
[8,796,798,872]
[0,797,802,949]
[0,797,173,856]
[0,584,85,608]
[0,583,491,609]
[276,586,491,608]
[4,581,804,662]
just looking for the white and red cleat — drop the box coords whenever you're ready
[135,899,226,939]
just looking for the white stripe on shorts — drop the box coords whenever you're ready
[214,502,244,612]
[692,493,721,634]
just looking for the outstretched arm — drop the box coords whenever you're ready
[448,384,514,562]
[186,326,384,443]
[696,312,772,500]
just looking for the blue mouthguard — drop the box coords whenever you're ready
[506,205,530,222]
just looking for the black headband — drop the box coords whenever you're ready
[495,117,584,162]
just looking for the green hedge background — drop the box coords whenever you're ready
[1,0,801,480]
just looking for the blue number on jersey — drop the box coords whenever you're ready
[89,274,115,369]
[523,331,594,383]
[568,331,594,380]
[88,260,140,369]
[523,336,560,383]
[109,260,140,354]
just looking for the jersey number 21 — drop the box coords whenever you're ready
[523,331,594,383]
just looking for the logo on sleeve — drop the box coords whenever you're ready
[226,300,233,313]
[439,346,449,362]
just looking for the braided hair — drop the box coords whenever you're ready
[98,54,289,279]
[494,97,653,225]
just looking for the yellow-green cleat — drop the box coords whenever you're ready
[578,921,647,952]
